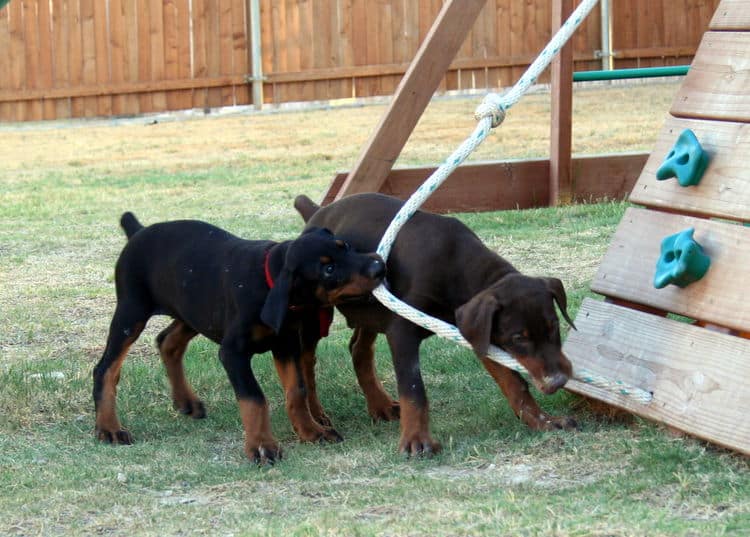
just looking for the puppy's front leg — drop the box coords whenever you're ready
[480,357,577,431]
[273,333,342,444]
[219,336,280,464]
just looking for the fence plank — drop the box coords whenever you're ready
[176,0,193,109]
[37,0,55,120]
[231,0,249,105]
[564,298,750,455]
[218,0,234,106]
[149,0,167,111]
[109,0,125,115]
[93,0,111,117]
[192,0,208,109]
[163,0,180,111]
[123,0,140,115]
[22,0,42,120]
[0,4,12,120]
[80,0,98,117]
[135,0,152,112]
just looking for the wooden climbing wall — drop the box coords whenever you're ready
[563,0,750,455]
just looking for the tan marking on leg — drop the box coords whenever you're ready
[299,349,332,427]
[398,397,440,455]
[481,357,576,431]
[351,329,399,421]
[274,357,339,442]
[237,399,280,463]
[158,321,203,417]
[95,344,131,439]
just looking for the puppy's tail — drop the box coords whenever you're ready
[120,212,144,240]
[293,195,320,223]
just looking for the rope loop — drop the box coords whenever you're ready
[474,96,506,128]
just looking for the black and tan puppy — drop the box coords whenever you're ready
[94,212,385,463]
[294,193,577,456]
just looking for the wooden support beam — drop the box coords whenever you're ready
[333,0,488,200]
[322,152,646,213]
[550,0,575,205]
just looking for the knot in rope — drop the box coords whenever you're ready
[474,95,506,128]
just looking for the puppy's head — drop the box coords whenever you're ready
[261,227,386,333]
[455,274,575,394]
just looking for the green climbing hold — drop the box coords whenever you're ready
[656,129,709,187]
[0,0,10,10]
[654,227,711,289]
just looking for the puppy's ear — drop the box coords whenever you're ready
[455,291,498,358]
[544,277,576,330]
[260,268,292,334]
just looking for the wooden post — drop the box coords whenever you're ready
[333,0,488,201]
[550,0,574,205]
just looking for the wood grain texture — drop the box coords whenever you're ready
[550,0,574,205]
[671,31,750,122]
[710,0,750,30]
[564,298,750,455]
[322,152,645,212]
[592,207,750,332]
[630,116,750,221]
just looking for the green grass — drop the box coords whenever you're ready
[1,82,748,536]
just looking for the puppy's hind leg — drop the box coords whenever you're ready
[93,302,149,444]
[156,320,205,418]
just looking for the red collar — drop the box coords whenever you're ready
[264,250,275,288]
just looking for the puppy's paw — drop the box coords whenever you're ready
[368,399,400,422]
[245,440,282,465]
[175,398,206,419]
[536,413,578,431]
[96,427,134,445]
[398,433,442,458]
[297,424,344,444]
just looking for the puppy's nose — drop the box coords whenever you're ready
[365,258,386,280]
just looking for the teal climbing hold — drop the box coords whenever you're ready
[654,227,711,289]
[0,0,10,10]
[656,129,709,187]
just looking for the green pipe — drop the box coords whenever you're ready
[573,65,689,82]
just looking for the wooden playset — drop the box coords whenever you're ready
[564,0,750,455]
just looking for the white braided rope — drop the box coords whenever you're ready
[371,0,653,405]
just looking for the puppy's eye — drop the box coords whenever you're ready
[323,263,335,276]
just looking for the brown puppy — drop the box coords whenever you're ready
[94,212,385,463]
[294,193,577,456]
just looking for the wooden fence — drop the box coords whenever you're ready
[0,0,721,122]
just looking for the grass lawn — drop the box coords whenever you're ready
[1,81,748,536]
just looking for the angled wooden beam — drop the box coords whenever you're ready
[332,0,488,201]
